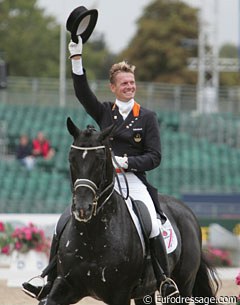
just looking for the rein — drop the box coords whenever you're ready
[111,153,129,200]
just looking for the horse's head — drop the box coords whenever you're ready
[67,117,114,222]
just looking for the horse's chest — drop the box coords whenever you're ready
[59,234,136,288]
[62,223,133,262]
[62,241,130,268]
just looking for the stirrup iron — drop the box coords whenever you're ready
[22,275,45,299]
[159,277,179,297]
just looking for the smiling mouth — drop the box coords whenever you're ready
[124,91,134,96]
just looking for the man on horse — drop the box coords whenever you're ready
[22,14,179,303]
[68,37,179,295]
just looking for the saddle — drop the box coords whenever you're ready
[126,198,178,255]
[131,199,152,244]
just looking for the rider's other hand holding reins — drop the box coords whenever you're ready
[112,156,128,170]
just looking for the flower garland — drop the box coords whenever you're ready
[0,221,50,255]
[204,246,232,267]
[0,222,14,255]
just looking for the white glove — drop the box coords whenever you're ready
[112,156,128,169]
[68,36,83,58]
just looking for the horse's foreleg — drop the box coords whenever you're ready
[38,276,80,305]
[105,289,132,305]
[108,296,131,305]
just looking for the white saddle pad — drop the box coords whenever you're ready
[160,217,178,254]
[124,196,178,255]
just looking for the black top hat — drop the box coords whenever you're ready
[66,6,98,44]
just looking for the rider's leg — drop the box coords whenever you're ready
[116,173,178,297]
[149,231,179,297]
[22,205,71,300]
[132,188,178,296]
[146,183,167,223]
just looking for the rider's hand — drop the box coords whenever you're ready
[68,36,83,58]
[112,156,128,169]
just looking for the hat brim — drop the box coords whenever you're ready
[69,9,98,44]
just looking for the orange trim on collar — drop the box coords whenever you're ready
[112,101,141,117]
[133,101,141,117]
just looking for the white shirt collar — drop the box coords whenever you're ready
[115,99,134,120]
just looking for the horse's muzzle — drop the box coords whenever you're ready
[72,209,91,222]
[71,179,98,222]
[72,201,97,223]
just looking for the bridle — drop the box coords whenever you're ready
[70,144,115,222]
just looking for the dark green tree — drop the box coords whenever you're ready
[0,0,60,77]
[118,0,199,84]
[219,43,239,86]
[219,43,238,58]
[0,0,115,79]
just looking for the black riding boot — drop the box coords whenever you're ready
[22,234,58,300]
[149,233,179,297]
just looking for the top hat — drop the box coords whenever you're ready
[66,6,98,44]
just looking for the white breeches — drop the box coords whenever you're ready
[114,172,160,238]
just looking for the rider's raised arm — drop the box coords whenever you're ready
[72,72,105,125]
[69,37,105,124]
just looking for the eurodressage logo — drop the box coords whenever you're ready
[155,295,238,305]
[141,294,238,304]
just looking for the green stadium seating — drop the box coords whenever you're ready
[0,103,240,213]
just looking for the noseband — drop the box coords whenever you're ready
[71,144,114,222]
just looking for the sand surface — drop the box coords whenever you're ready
[0,278,238,305]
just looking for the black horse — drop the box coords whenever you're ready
[41,118,219,305]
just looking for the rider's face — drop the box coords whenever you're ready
[110,72,136,102]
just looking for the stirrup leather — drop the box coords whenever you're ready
[22,275,45,299]
[159,277,179,297]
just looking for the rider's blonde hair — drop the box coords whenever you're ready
[109,61,136,84]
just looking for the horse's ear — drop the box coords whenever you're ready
[67,117,80,138]
[99,124,115,142]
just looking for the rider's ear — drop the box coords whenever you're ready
[67,117,81,138]
[99,124,115,142]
